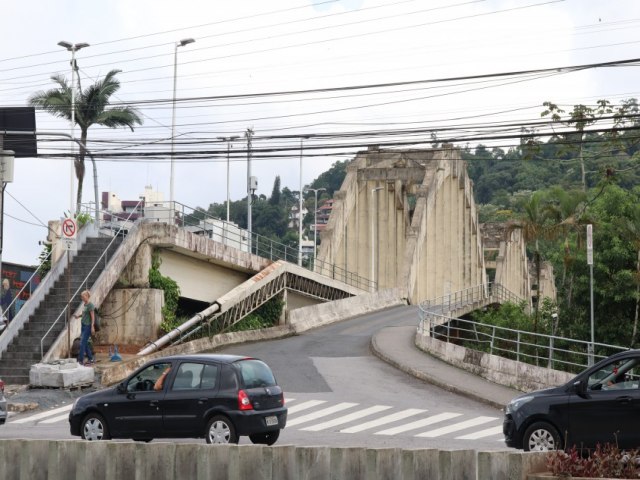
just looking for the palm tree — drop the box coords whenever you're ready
[29,69,142,213]
[507,192,557,332]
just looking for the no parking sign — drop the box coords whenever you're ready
[61,218,77,251]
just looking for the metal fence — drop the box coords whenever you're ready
[85,200,376,292]
[418,284,628,373]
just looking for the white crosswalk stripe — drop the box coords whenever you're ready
[40,413,72,425]
[340,408,426,433]
[375,412,461,436]
[301,405,392,432]
[9,397,505,442]
[287,400,326,414]
[416,416,498,438]
[456,425,504,440]
[11,404,73,424]
[287,402,358,427]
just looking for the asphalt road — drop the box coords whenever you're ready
[0,305,509,450]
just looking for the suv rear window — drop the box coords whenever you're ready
[237,359,276,388]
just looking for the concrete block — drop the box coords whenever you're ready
[0,439,21,480]
[477,450,548,480]
[200,444,234,480]
[174,442,199,479]
[134,442,176,480]
[329,447,366,480]
[238,445,271,480]
[366,448,402,480]
[295,446,330,480]
[105,441,136,480]
[47,440,79,480]
[29,360,94,388]
[19,439,49,480]
[402,449,440,480]
[439,450,476,480]
[271,445,297,480]
[75,440,108,480]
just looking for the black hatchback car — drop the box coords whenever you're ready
[504,349,640,451]
[69,354,287,444]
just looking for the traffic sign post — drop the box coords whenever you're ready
[61,217,77,251]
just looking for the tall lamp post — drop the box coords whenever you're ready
[371,186,384,292]
[305,187,325,270]
[298,136,309,267]
[57,41,89,215]
[217,136,239,222]
[169,38,195,224]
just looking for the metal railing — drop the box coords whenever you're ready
[417,283,627,373]
[0,250,52,335]
[93,200,376,292]
[39,201,143,359]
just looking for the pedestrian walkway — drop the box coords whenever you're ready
[370,325,522,410]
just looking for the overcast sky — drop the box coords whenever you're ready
[1,0,639,265]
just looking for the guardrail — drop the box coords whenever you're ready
[418,283,627,373]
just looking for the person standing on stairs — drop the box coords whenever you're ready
[74,290,95,366]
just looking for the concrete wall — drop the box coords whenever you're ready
[285,291,323,311]
[95,289,164,345]
[158,249,250,303]
[415,333,574,392]
[289,288,407,333]
[0,440,548,480]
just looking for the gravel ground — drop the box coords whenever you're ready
[5,384,100,411]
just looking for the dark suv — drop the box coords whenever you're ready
[69,354,287,444]
[504,349,640,451]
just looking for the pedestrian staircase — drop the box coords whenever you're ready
[0,236,122,384]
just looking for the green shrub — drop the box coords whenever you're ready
[148,253,180,328]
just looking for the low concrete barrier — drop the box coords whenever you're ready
[289,288,407,333]
[0,440,547,480]
[415,333,574,392]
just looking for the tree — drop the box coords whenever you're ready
[29,69,142,213]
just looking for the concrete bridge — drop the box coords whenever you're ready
[0,145,551,381]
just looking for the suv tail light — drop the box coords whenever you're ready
[0,380,4,394]
[238,389,253,411]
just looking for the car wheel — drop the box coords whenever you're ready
[249,430,280,446]
[81,413,111,441]
[523,421,561,452]
[206,415,238,444]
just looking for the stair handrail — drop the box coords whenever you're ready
[1,249,52,328]
[39,201,143,359]
[0,249,55,358]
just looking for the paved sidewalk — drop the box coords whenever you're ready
[371,325,522,410]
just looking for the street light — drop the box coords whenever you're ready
[169,37,195,224]
[371,186,384,292]
[58,41,89,214]
[305,187,326,270]
[217,136,240,222]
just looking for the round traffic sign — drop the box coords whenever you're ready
[62,218,77,239]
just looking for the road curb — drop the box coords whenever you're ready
[370,330,506,411]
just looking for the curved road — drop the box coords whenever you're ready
[0,305,509,450]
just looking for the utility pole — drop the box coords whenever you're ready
[245,128,254,253]
[298,138,304,266]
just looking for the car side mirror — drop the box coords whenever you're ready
[117,382,126,394]
[573,379,587,397]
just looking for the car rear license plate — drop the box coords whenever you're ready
[265,415,278,426]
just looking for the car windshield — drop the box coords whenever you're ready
[237,359,276,389]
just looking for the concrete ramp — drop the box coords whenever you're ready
[139,260,364,355]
